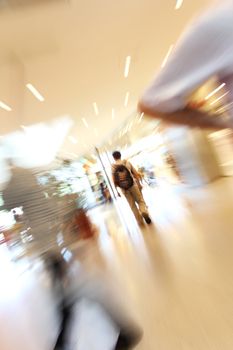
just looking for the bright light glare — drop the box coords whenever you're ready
[210,91,229,105]
[26,83,44,102]
[124,92,130,107]
[2,116,73,171]
[161,45,174,68]
[0,101,12,111]
[93,102,99,115]
[82,118,89,128]
[205,83,226,100]
[175,0,183,10]
[124,56,131,78]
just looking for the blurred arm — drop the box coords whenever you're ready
[139,4,232,130]
[138,102,228,129]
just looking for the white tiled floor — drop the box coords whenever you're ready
[1,178,233,349]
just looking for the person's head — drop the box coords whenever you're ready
[112,151,121,161]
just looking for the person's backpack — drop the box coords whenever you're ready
[113,164,134,190]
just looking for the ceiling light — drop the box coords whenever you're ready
[124,92,130,107]
[216,101,233,114]
[0,101,12,111]
[210,91,229,105]
[175,0,183,10]
[68,136,77,144]
[205,83,226,100]
[123,123,129,134]
[215,106,226,114]
[161,45,174,68]
[93,102,99,115]
[82,118,89,128]
[138,112,144,123]
[122,129,127,136]
[112,108,115,120]
[128,121,133,131]
[124,56,131,78]
[26,83,44,102]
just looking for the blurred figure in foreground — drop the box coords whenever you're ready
[139,0,233,129]
[112,151,151,225]
[2,160,142,349]
[2,161,59,255]
[45,251,142,350]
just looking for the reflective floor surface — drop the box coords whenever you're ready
[1,178,233,349]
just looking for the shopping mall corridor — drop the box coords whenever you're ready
[1,178,233,350]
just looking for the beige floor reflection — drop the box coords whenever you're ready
[1,178,233,349]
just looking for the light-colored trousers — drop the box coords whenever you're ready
[123,184,148,224]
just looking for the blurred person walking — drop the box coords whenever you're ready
[112,151,151,225]
[139,0,233,130]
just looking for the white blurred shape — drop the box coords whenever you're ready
[73,299,118,350]
[0,116,73,184]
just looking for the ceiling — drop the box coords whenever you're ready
[0,0,213,159]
